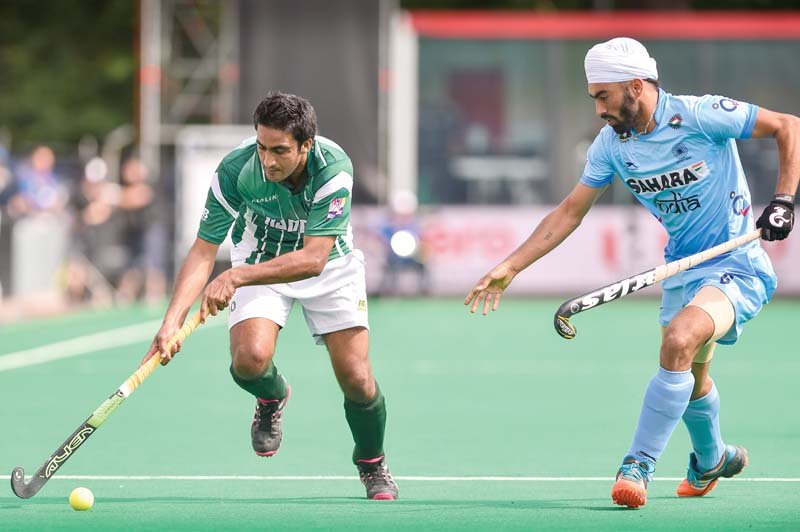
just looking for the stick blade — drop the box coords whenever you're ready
[10,467,40,499]
[554,314,577,340]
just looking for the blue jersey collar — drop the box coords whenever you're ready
[652,88,669,131]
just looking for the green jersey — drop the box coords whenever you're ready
[198,135,355,264]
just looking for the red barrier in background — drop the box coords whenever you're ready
[410,11,800,40]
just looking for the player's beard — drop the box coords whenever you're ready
[263,165,285,181]
[604,91,640,135]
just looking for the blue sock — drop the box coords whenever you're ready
[682,383,725,472]
[627,367,694,465]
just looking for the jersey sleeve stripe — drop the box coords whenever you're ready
[312,171,353,202]
[334,236,345,258]
[740,104,759,139]
[211,172,239,218]
[314,141,328,168]
[315,135,345,153]
[579,176,610,188]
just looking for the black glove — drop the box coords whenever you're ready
[756,196,794,241]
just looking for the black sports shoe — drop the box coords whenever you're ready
[251,385,290,457]
[357,457,399,500]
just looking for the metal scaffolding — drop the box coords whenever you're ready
[138,0,240,179]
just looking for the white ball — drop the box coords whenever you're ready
[69,487,94,511]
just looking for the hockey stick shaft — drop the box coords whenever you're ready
[10,312,203,498]
[553,229,762,339]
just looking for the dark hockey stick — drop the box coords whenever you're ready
[554,229,762,340]
[10,312,202,498]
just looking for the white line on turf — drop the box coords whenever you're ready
[0,475,797,482]
[0,318,225,373]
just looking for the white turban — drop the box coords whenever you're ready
[584,37,658,84]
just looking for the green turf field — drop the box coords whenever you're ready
[2,298,799,531]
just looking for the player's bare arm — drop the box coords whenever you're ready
[465,183,606,315]
[200,234,336,321]
[751,107,800,241]
[750,107,800,194]
[142,237,219,366]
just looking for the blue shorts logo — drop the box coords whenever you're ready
[720,273,733,284]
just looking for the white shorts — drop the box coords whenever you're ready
[228,250,370,345]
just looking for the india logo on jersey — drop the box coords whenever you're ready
[625,160,710,195]
[327,196,346,219]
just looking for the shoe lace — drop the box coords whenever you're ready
[254,401,281,434]
[621,459,655,483]
[359,462,394,487]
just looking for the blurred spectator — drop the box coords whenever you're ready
[115,157,166,304]
[64,156,168,307]
[7,145,67,218]
[378,191,430,296]
[0,148,169,319]
[0,145,70,319]
[64,157,119,306]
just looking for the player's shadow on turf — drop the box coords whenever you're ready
[255,498,579,509]
[586,496,675,511]
[16,496,646,511]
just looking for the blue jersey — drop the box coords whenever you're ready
[581,89,759,262]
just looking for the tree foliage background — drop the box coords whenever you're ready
[0,1,134,151]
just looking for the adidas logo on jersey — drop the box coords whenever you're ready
[625,160,709,195]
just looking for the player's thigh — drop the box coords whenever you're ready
[229,284,292,372]
[686,285,735,347]
[660,285,728,365]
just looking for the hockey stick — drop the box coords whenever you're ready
[10,311,203,499]
[553,229,762,340]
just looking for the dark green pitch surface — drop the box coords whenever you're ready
[1,299,798,531]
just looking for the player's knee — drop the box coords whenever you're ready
[340,372,375,403]
[231,346,274,380]
[660,329,701,370]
